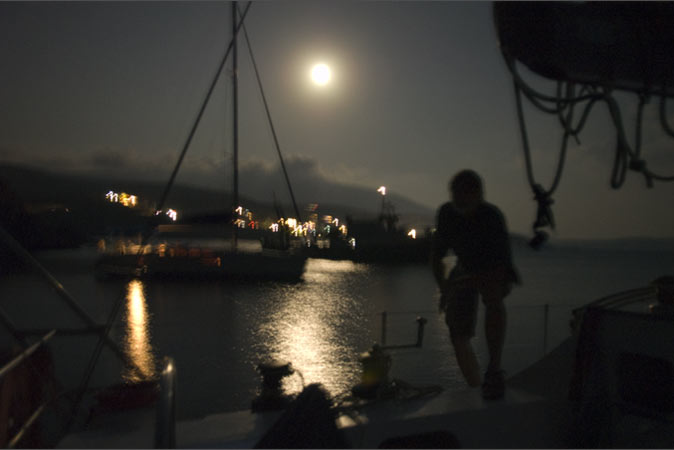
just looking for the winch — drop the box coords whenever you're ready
[351,344,392,399]
[251,360,296,412]
[351,315,429,399]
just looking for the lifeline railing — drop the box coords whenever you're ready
[0,329,56,449]
[573,286,656,313]
[0,224,144,369]
[0,223,151,430]
[378,303,573,361]
[377,283,662,367]
[378,313,428,350]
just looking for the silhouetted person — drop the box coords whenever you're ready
[431,169,520,399]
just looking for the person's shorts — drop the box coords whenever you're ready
[441,266,512,340]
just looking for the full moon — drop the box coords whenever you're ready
[311,63,331,86]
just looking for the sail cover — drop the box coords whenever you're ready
[493,2,674,97]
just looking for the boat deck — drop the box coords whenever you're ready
[60,326,674,448]
[59,385,571,448]
[60,339,579,448]
[338,387,573,448]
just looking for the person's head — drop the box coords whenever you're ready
[449,169,483,216]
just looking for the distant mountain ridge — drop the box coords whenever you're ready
[0,163,435,228]
[4,163,672,255]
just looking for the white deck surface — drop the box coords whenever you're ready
[59,339,577,448]
[59,385,571,448]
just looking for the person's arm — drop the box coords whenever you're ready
[431,235,447,288]
[485,205,520,283]
[431,206,451,289]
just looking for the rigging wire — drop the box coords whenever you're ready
[222,64,231,196]
[232,1,240,234]
[61,2,253,438]
[156,2,252,215]
[237,3,303,222]
[503,49,674,248]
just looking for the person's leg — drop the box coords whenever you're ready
[450,336,481,387]
[479,269,511,373]
[483,296,506,373]
[479,273,511,399]
[444,271,481,387]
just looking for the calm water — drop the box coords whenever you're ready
[1,242,673,420]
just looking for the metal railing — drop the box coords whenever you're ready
[0,222,154,441]
[378,303,574,361]
[0,330,55,381]
[379,313,428,349]
[154,357,176,449]
[376,283,664,382]
[572,286,656,313]
[0,330,57,449]
[0,224,143,371]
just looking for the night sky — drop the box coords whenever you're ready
[1,1,673,239]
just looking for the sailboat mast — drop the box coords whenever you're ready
[231,1,239,252]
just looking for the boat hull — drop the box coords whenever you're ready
[95,250,307,282]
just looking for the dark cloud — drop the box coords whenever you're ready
[90,148,132,169]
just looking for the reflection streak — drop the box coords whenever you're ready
[259,259,366,397]
[124,280,156,382]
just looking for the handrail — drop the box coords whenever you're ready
[0,330,57,448]
[7,401,48,449]
[0,330,56,381]
[154,357,176,449]
[0,226,95,326]
[376,286,661,361]
[0,224,142,373]
[6,326,106,338]
[378,303,577,356]
[379,314,428,350]
[570,286,659,332]
[576,286,656,312]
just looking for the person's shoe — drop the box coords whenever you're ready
[482,369,505,400]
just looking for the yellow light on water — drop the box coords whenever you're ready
[124,280,156,382]
[257,260,365,399]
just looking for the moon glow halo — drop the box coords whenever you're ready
[311,63,331,86]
